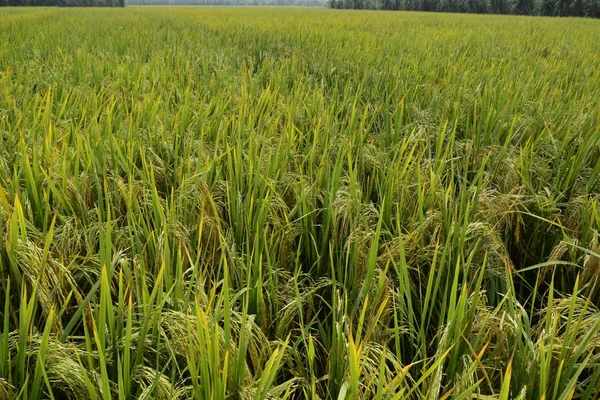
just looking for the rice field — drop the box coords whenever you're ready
[1,7,600,399]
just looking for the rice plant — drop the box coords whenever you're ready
[0,7,599,400]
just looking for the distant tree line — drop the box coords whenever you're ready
[330,0,600,17]
[0,0,325,5]
[1,0,125,5]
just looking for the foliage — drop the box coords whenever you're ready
[1,0,125,7]
[332,0,600,17]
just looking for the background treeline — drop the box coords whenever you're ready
[0,0,326,4]
[330,0,600,17]
[0,0,125,6]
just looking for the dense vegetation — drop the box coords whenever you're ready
[1,6,600,400]
[0,0,124,7]
[330,0,600,17]
[0,0,324,6]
